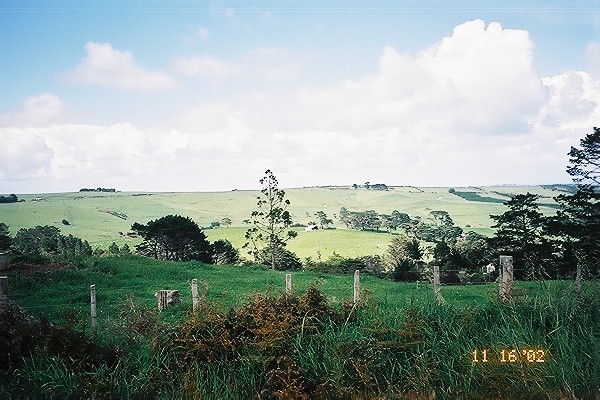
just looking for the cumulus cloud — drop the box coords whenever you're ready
[0,129,54,181]
[292,20,547,135]
[69,42,178,91]
[0,94,66,127]
[3,20,599,192]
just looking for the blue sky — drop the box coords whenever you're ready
[0,1,599,193]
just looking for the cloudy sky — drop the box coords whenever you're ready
[1,1,599,193]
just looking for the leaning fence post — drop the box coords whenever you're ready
[0,276,8,312]
[499,256,513,301]
[353,270,360,304]
[285,273,292,295]
[191,279,199,311]
[433,266,443,304]
[90,284,97,336]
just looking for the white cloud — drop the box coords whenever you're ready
[538,71,600,130]
[0,94,66,127]
[173,55,243,78]
[0,129,54,181]
[69,42,178,91]
[3,20,599,192]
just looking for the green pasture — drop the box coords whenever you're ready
[0,185,563,258]
[6,255,589,329]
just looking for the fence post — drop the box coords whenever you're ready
[285,273,292,295]
[433,266,443,304]
[353,270,360,304]
[191,279,199,311]
[574,263,582,294]
[499,256,513,301]
[0,276,8,312]
[90,284,97,336]
[157,291,168,312]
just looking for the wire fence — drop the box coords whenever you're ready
[1,256,597,337]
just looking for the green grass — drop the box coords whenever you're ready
[3,256,599,399]
[0,185,564,258]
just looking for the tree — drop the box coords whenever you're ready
[454,231,492,272]
[0,223,10,251]
[220,217,232,228]
[131,215,212,262]
[489,193,551,279]
[243,170,298,270]
[386,235,423,281]
[549,128,600,279]
[566,127,599,187]
[314,211,333,229]
[212,239,239,265]
[13,226,61,257]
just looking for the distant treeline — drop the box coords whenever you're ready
[79,188,116,193]
[0,194,20,203]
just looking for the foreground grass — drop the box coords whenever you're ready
[5,255,574,328]
[1,262,598,399]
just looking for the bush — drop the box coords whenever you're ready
[257,247,302,271]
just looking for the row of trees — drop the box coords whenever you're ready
[338,208,410,231]
[0,224,93,261]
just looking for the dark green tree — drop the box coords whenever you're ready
[566,127,599,187]
[454,231,492,272]
[314,211,333,229]
[386,235,423,281]
[489,193,551,279]
[108,242,120,255]
[212,239,240,265]
[243,170,298,270]
[131,215,212,262]
[0,223,10,251]
[549,128,599,280]
[13,226,61,257]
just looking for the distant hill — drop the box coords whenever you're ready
[0,185,565,258]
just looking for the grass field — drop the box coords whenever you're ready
[3,255,599,399]
[0,185,564,258]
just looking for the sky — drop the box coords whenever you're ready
[0,1,599,193]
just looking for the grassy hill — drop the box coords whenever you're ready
[0,185,563,258]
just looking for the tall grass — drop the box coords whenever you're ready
[2,257,599,399]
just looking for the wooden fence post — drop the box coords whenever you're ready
[574,263,582,294]
[499,256,513,301]
[0,276,8,312]
[90,284,97,336]
[353,270,360,304]
[157,291,168,312]
[285,273,292,295]
[433,266,443,304]
[191,279,199,311]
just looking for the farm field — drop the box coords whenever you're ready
[0,185,566,258]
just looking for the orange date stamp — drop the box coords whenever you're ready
[471,349,546,364]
